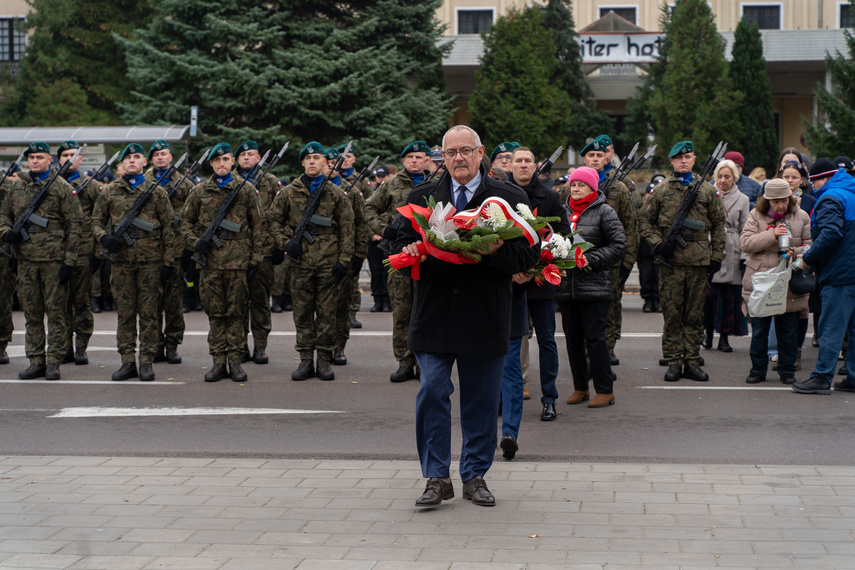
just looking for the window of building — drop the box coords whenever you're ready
[599,7,637,25]
[457,9,494,35]
[742,4,782,30]
[0,18,27,62]
[840,2,855,28]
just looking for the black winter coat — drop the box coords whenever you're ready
[393,167,541,355]
[557,191,626,302]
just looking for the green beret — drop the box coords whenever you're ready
[235,140,258,158]
[207,142,233,161]
[400,141,429,158]
[668,141,694,158]
[120,143,146,162]
[23,141,51,157]
[490,142,516,161]
[148,140,170,160]
[336,144,354,156]
[580,139,608,156]
[299,141,325,161]
[594,134,613,147]
[324,147,340,161]
[56,140,80,158]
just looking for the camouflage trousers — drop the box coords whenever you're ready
[66,265,94,350]
[290,263,337,360]
[388,270,415,367]
[112,262,161,365]
[200,268,249,365]
[350,259,362,312]
[606,266,623,352]
[158,256,185,350]
[244,257,273,349]
[17,261,69,365]
[0,257,14,351]
[271,260,290,297]
[334,267,358,347]
[659,264,707,365]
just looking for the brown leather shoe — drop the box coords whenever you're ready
[588,393,615,408]
[522,387,530,400]
[292,359,315,381]
[317,359,335,381]
[204,363,228,382]
[415,478,454,507]
[462,476,495,506]
[229,362,248,382]
[566,390,590,405]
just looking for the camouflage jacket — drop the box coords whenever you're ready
[342,172,371,260]
[639,174,726,266]
[364,171,424,238]
[145,167,196,259]
[270,174,354,270]
[236,169,279,212]
[180,174,265,270]
[92,176,175,265]
[0,172,82,265]
[65,171,101,263]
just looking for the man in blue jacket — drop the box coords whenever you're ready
[794,159,855,394]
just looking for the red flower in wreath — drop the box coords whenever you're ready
[574,246,588,269]
[543,264,561,285]
[540,249,554,263]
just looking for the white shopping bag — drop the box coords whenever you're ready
[747,258,791,318]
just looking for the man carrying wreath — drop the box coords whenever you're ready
[395,125,540,508]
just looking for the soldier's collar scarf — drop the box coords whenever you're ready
[342,167,354,178]
[410,172,424,186]
[603,163,612,173]
[309,174,324,194]
[675,171,693,186]
[155,168,172,183]
[239,168,253,180]
[29,170,50,183]
[330,175,340,187]
[123,173,146,189]
[215,173,233,189]
[63,170,80,183]
[598,168,608,186]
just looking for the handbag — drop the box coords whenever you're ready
[748,258,791,318]
[789,266,817,295]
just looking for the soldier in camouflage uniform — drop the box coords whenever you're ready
[181,143,265,383]
[364,141,430,382]
[56,141,100,366]
[0,141,82,380]
[0,164,20,365]
[581,135,638,365]
[639,141,726,382]
[337,144,372,331]
[234,140,279,365]
[270,141,354,381]
[145,140,194,366]
[93,143,175,382]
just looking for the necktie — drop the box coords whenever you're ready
[455,185,468,212]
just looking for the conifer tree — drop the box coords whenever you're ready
[730,18,778,174]
[469,7,570,158]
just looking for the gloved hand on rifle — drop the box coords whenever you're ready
[99,235,122,253]
[707,260,722,281]
[272,249,286,266]
[654,241,675,259]
[2,229,22,244]
[194,239,211,254]
[283,239,302,259]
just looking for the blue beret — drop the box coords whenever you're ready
[299,142,325,161]
[207,143,233,161]
[580,140,608,156]
[400,141,429,158]
[24,141,51,157]
[235,141,258,158]
[668,141,694,158]
[120,143,146,162]
[148,140,170,160]
[56,140,80,158]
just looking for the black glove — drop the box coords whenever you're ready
[271,249,286,266]
[283,239,303,259]
[89,255,101,275]
[247,263,258,281]
[707,260,722,281]
[160,265,175,284]
[99,234,122,253]
[332,262,348,284]
[619,264,632,285]
[181,249,195,273]
[351,256,364,274]
[57,263,72,284]
[655,241,675,258]
[2,230,21,244]
[194,239,212,254]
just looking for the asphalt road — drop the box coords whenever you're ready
[1,293,853,465]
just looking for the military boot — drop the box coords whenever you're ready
[292,359,315,381]
[62,346,74,364]
[664,363,682,382]
[270,296,283,313]
[45,364,61,381]
[331,346,347,366]
[112,362,138,381]
[370,296,384,312]
[382,295,392,312]
[0,347,9,365]
[18,362,46,380]
[702,328,714,349]
[204,363,228,382]
[139,364,155,381]
[390,363,416,383]
[91,296,102,314]
[242,346,252,363]
[350,311,362,329]
[229,362,248,382]
[252,346,268,364]
[282,294,293,311]
[153,347,167,363]
[165,347,182,364]
[317,358,335,381]
[683,362,709,382]
[74,347,88,365]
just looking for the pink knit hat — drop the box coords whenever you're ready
[567,166,600,193]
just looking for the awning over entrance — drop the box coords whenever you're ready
[0,125,194,146]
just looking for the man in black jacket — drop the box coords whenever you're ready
[396,126,540,508]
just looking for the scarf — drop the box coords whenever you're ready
[63,171,80,183]
[410,172,424,186]
[309,174,324,194]
[29,170,50,183]
[676,171,693,186]
[215,173,232,189]
[154,168,172,184]
[342,167,354,179]
[767,207,786,221]
[597,168,608,187]
[122,173,146,189]
[567,192,597,230]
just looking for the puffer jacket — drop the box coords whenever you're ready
[803,169,855,286]
[556,191,626,302]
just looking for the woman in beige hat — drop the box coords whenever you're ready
[739,178,812,385]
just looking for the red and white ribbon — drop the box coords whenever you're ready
[452,196,540,246]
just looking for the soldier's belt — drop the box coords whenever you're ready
[215,229,249,241]
[126,230,161,240]
[307,226,335,236]
[26,219,64,233]
[678,230,709,242]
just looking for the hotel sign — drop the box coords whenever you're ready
[577,33,664,63]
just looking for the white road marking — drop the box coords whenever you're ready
[640,386,794,391]
[48,407,345,418]
[0,380,183,385]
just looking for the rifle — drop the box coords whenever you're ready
[0,149,25,189]
[77,150,120,193]
[421,160,446,186]
[655,141,727,268]
[533,146,563,179]
[1,145,85,260]
[99,153,188,263]
[286,140,352,265]
[615,144,657,185]
[191,149,271,268]
[341,155,379,195]
[164,148,208,200]
[250,142,288,185]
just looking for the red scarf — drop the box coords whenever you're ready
[568,192,597,229]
